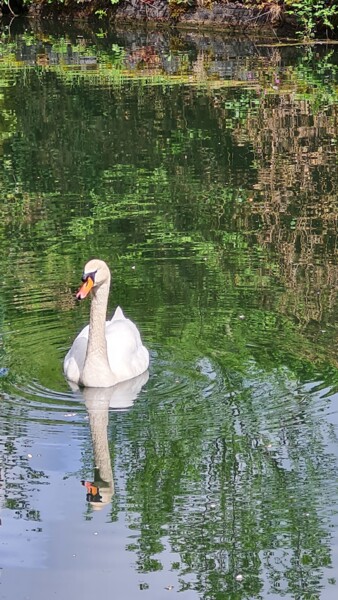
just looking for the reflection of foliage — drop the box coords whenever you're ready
[114,356,336,598]
[292,47,338,109]
[0,34,336,377]
[0,426,47,521]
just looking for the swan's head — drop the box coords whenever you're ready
[76,259,111,300]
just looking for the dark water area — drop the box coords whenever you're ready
[0,19,337,599]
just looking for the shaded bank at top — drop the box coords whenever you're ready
[2,0,338,39]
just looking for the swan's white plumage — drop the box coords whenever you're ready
[63,260,149,388]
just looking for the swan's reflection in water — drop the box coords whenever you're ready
[71,371,149,510]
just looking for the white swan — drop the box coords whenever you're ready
[63,259,149,388]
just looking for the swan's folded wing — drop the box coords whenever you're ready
[105,319,149,382]
[63,326,89,384]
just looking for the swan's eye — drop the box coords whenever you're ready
[82,270,97,283]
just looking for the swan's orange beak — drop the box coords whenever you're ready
[76,276,94,300]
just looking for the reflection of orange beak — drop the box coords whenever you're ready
[76,276,94,300]
[82,481,99,495]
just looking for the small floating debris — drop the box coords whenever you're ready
[165,585,174,591]
[235,574,243,582]
[27,453,33,459]
[64,413,76,418]
[139,583,149,591]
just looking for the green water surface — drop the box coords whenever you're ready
[0,21,337,600]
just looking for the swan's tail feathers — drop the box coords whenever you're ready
[111,305,126,321]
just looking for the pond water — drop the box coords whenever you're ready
[0,19,337,600]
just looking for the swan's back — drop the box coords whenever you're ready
[106,306,149,382]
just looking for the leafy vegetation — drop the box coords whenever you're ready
[285,0,338,37]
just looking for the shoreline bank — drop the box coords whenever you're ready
[1,1,299,37]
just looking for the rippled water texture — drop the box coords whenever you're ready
[0,20,337,600]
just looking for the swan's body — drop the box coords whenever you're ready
[63,259,149,388]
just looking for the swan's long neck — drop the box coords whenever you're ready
[88,282,109,358]
[81,278,116,387]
